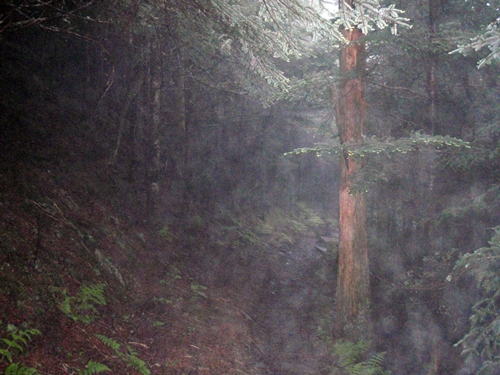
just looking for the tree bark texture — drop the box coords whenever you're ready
[333,22,371,339]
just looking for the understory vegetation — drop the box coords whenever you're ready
[2,0,500,374]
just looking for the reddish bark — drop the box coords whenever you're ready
[333,22,370,339]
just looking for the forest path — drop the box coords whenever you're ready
[248,234,337,375]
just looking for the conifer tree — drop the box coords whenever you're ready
[333,0,370,340]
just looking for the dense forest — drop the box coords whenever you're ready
[1,1,500,374]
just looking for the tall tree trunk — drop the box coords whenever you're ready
[333,2,370,339]
[147,41,163,221]
[424,0,439,255]
[110,67,145,166]
[174,53,190,207]
[426,0,439,135]
[144,37,163,222]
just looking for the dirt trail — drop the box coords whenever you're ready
[248,235,337,375]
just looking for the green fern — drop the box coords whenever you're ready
[4,363,40,375]
[254,203,326,247]
[54,284,106,323]
[95,335,150,375]
[78,284,106,307]
[347,352,387,375]
[123,347,149,375]
[94,334,120,351]
[0,325,41,375]
[0,325,41,364]
[190,283,207,299]
[330,339,389,375]
[76,360,111,375]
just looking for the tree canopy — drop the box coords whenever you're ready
[2,0,500,374]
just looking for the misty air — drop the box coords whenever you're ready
[1,1,499,374]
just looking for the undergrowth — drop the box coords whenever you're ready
[52,284,106,323]
[211,202,332,248]
[0,325,41,375]
[56,285,150,374]
[329,339,389,375]
[0,283,146,375]
[0,324,115,375]
[453,226,500,374]
[2,363,39,375]
[75,361,111,375]
[317,324,389,375]
[95,335,150,375]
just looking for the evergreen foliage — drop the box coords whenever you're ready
[439,119,500,173]
[437,185,500,224]
[336,0,410,35]
[0,0,98,33]
[154,0,410,103]
[453,227,500,374]
[3,0,500,373]
[285,132,470,193]
[286,132,470,157]
[452,18,500,68]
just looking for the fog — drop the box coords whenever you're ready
[1,1,500,374]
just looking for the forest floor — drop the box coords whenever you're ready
[0,161,338,375]
[246,235,336,375]
[0,163,262,375]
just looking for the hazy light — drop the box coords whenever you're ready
[308,0,339,19]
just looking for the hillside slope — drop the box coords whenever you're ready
[0,162,260,374]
